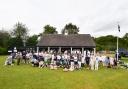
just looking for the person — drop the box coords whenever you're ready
[98,55,103,63]
[86,50,91,69]
[50,52,57,70]
[16,52,22,65]
[63,52,69,71]
[38,52,44,68]
[61,54,65,67]
[110,57,114,68]
[22,51,27,63]
[56,53,61,67]
[38,57,44,68]
[81,55,85,67]
[74,54,78,69]
[106,56,111,68]
[115,53,121,61]
[77,53,82,69]
[90,54,95,70]
[53,53,57,69]
[95,56,99,70]
[44,52,49,67]
[113,57,117,68]
[11,52,16,63]
[69,55,74,71]
[26,52,31,64]
[31,54,39,67]
[67,53,71,68]
[5,54,13,66]
[102,55,107,66]
[85,57,90,69]
[50,53,55,69]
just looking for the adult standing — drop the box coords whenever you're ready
[78,53,82,69]
[81,55,85,67]
[22,51,26,63]
[95,56,99,70]
[86,50,91,69]
[74,54,78,69]
[50,53,55,69]
[69,54,74,71]
[16,52,22,65]
[90,54,95,70]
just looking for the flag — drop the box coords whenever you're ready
[118,24,120,32]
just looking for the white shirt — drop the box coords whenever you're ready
[52,54,55,60]
[57,55,61,60]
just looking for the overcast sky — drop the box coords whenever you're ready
[0,0,128,37]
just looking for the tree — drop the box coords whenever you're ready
[0,30,10,48]
[11,22,29,47]
[123,33,128,49]
[43,25,58,34]
[123,33,128,40]
[8,37,23,49]
[94,35,128,51]
[0,30,10,54]
[61,23,79,34]
[95,35,117,51]
[12,22,28,38]
[26,35,38,46]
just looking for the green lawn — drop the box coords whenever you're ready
[0,56,128,89]
[121,57,128,63]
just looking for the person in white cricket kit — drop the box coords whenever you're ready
[95,56,99,70]
[90,53,95,70]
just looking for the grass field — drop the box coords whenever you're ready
[0,56,128,89]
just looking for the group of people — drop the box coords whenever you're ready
[4,50,118,71]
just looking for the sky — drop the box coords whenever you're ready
[0,0,128,37]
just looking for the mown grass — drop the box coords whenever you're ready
[0,56,128,89]
[121,57,128,63]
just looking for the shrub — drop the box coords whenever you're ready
[0,47,8,55]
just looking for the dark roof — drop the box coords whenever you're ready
[37,34,96,48]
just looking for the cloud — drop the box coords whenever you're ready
[0,0,128,37]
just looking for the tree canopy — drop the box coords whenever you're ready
[11,22,28,39]
[43,25,58,34]
[0,30,10,48]
[26,35,38,46]
[61,23,79,34]
[94,34,128,51]
[0,22,128,54]
[11,22,29,47]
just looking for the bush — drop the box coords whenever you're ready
[0,47,8,55]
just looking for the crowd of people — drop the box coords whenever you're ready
[4,50,118,71]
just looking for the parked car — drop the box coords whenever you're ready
[118,48,128,57]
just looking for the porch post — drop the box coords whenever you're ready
[48,47,50,53]
[59,47,61,53]
[93,48,96,56]
[71,47,72,54]
[37,46,39,53]
[82,47,84,55]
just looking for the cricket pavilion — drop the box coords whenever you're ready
[36,34,96,55]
